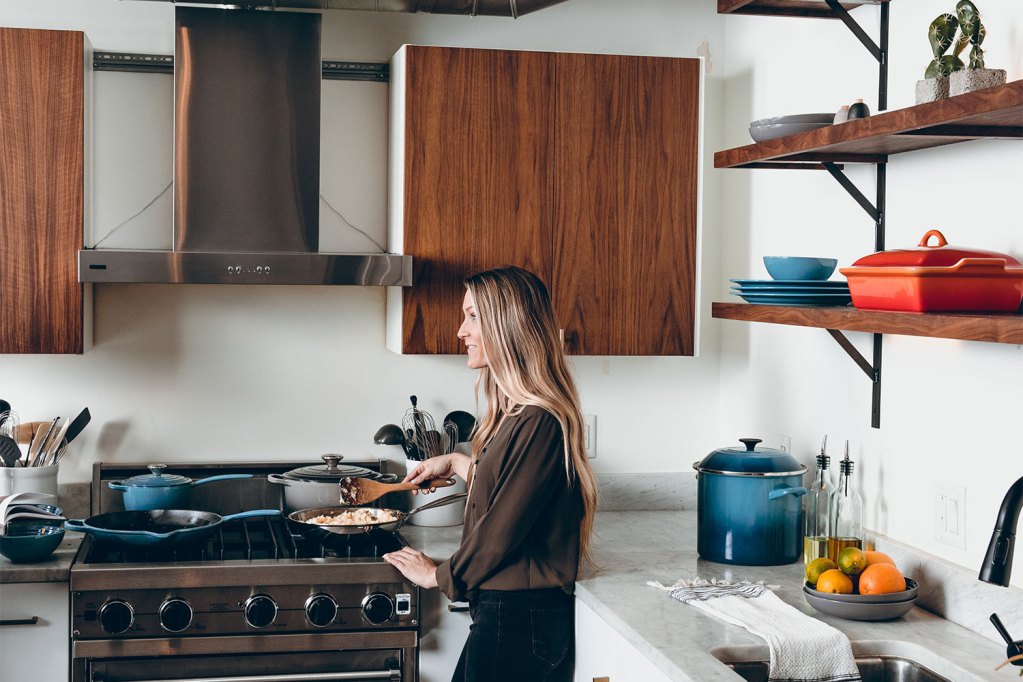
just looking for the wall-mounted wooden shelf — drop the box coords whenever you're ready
[718,0,885,18]
[712,303,1023,345]
[715,80,1023,168]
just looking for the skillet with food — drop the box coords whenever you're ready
[289,493,467,536]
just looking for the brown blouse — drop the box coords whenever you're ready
[435,405,583,603]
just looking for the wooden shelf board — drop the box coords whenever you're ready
[716,80,1023,168]
[712,302,1023,344]
[718,0,884,18]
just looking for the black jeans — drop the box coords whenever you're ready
[451,588,574,682]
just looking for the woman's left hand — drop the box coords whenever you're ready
[382,547,440,589]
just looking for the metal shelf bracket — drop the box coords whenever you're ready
[824,0,889,110]
[826,329,883,428]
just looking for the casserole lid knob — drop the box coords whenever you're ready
[694,438,804,475]
[120,464,192,488]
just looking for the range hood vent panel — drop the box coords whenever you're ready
[80,6,413,286]
[175,8,321,254]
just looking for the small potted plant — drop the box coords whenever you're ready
[915,1,1006,104]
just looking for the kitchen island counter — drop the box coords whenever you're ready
[407,510,1018,682]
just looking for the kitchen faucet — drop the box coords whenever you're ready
[982,476,1023,670]
[980,475,1023,586]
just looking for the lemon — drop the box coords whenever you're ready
[805,557,838,587]
[837,546,867,577]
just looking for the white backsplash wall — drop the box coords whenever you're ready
[1,2,727,480]
[719,1,1023,590]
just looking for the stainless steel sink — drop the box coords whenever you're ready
[722,655,951,682]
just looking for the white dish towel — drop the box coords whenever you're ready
[649,578,861,682]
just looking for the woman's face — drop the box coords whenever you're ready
[458,289,488,369]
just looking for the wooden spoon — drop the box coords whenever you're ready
[338,476,456,505]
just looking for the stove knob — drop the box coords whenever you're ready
[99,600,134,635]
[244,594,278,629]
[305,593,338,628]
[361,593,394,624]
[160,598,193,633]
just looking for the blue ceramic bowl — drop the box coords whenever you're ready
[763,256,838,281]
[0,524,65,563]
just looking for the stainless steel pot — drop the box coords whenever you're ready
[267,455,399,512]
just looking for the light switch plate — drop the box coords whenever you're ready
[584,414,596,459]
[934,483,967,549]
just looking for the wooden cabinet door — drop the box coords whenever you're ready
[396,46,553,354]
[0,28,85,354]
[553,53,700,356]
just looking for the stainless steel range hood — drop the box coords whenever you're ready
[79,7,412,285]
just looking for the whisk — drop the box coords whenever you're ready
[401,395,443,460]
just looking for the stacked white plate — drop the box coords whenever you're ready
[730,279,852,307]
[749,113,835,143]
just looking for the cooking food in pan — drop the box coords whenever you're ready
[307,508,399,525]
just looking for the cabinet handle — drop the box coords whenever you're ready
[447,603,469,613]
[0,616,40,626]
[558,329,565,349]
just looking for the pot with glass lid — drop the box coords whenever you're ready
[268,455,400,512]
[692,438,807,565]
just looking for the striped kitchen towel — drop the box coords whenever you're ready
[649,577,861,682]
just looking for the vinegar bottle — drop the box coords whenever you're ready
[829,440,863,561]
[803,435,833,566]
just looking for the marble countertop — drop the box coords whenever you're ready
[2,510,1016,682]
[406,511,1017,682]
[0,534,81,583]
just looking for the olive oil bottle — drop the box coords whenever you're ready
[828,440,863,561]
[803,436,833,566]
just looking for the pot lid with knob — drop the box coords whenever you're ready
[693,438,806,477]
[282,454,390,482]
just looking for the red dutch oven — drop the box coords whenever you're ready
[840,230,1023,312]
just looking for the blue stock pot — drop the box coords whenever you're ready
[108,465,252,511]
[692,438,807,566]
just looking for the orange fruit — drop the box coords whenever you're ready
[837,547,867,576]
[805,557,838,587]
[815,568,854,594]
[864,550,896,568]
[859,563,906,595]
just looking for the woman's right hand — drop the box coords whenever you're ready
[404,453,472,491]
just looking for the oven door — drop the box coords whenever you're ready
[73,630,416,682]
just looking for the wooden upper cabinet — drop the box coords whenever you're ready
[391,46,553,354]
[0,28,88,354]
[389,45,700,356]
[554,53,699,355]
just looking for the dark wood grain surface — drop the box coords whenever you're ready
[717,0,883,18]
[554,54,699,355]
[0,28,84,354]
[712,302,1023,344]
[400,46,553,354]
[716,80,1023,168]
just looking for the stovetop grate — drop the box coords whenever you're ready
[81,516,407,564]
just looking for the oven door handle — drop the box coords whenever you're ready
[95,671,400,682]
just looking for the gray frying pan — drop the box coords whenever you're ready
[289,493,467,536]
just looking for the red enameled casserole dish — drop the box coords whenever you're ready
[839,230,1023,313]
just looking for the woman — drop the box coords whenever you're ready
[382,266,599,682]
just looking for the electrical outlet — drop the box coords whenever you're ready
[934,483,967,549]
[779,434,792,453]
[584,414,596,459]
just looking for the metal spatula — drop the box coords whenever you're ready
[337,476,456,505]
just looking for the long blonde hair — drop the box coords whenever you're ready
[464,266,599,568]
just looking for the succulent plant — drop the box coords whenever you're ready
[925,1,987,78]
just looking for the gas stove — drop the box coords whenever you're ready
[70,461,420,682]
